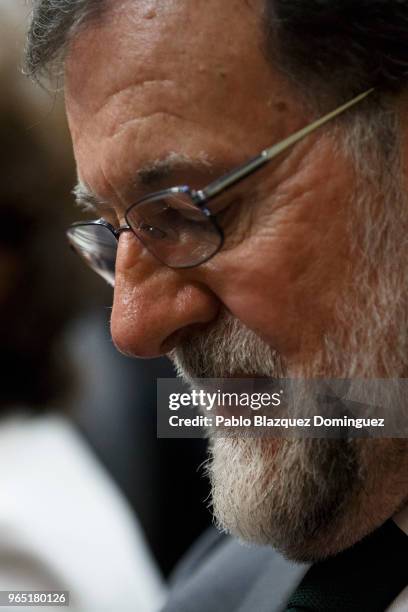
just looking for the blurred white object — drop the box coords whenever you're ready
[387,588,408,611]
[0,414,166,612]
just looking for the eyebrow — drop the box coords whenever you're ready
[74,152,214,213]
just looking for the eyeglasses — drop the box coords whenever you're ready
[67,89,373,284]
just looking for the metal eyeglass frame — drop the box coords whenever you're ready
[69,88,374,270]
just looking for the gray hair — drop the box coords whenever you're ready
[25,0,102,80]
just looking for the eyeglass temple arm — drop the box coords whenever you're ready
[196,88,374,204]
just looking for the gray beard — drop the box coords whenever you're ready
[169,127,408,561]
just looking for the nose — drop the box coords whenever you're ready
[110,233,220,358]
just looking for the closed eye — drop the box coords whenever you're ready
[138,223,167,239]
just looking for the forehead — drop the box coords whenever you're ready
[64,0,296,204]
[65,0,275,128]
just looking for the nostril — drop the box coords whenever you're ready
[161,329,189,354]
[161,322,211,354]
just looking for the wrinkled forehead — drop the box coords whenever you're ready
[64,0,267,120]
[63,0,296,205]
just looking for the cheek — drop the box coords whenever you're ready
[205,181,354,358]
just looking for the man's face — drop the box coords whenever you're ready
[65,0,408,560]
[65,0,356,366]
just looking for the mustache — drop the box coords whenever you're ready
[169,310,284,381]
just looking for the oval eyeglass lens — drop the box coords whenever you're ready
[66,223,117,286]
[126,191,222,268]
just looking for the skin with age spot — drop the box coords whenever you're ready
[143,9,157,20]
